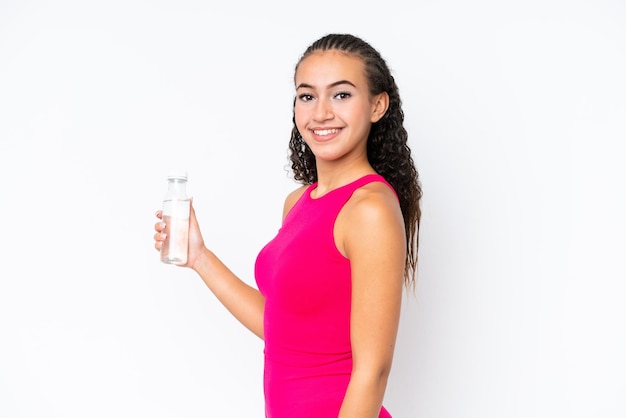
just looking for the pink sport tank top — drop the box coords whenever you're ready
[255,173,394,418]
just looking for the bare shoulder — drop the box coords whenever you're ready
[282,184,309,222]
[346,181,402,221]
[336,181,405,257]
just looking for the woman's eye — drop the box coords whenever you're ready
[298,94,314,102]
[335,91,351,100]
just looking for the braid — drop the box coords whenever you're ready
[288,34,423,286]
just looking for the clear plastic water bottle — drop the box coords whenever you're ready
[160,170,190,265]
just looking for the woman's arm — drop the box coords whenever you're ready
[154,203,265,339]
[336,183,406,418]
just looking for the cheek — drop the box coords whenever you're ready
[294,106,308,132]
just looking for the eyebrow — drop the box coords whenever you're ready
[296,80,357,90]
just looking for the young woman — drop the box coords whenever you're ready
[154,33,422,418]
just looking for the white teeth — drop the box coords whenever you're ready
[313,128,339,135]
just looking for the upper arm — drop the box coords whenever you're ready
[339,184,406,373]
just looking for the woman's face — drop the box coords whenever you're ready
[294,50,386,166]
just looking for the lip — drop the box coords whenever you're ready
[310,127,342,142]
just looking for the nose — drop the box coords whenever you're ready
[313,98,333,122]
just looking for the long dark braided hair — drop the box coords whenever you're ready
[288,33,423,287]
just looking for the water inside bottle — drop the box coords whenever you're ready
[161,199,190,265]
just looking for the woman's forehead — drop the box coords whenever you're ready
[295,50,366,87]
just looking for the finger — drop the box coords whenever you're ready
[155,210,163,220]
[154,221,166,233]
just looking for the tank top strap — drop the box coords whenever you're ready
[310,173,397,209]
[350,173,392,191]
[302,173,397,206]
[342,173,397,200]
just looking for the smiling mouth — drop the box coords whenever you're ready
[313,128,340,136]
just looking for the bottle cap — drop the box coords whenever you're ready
[167,170,188,181]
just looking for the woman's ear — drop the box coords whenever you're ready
[370,92,390,123]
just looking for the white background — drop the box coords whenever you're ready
[1,0,625,417]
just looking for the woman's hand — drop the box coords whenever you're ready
[154,201,266,339]
[153,200,206,269]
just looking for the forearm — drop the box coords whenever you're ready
[191,247,265,339]
[338,368,390,418]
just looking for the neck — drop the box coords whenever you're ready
[313,160,375,198]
